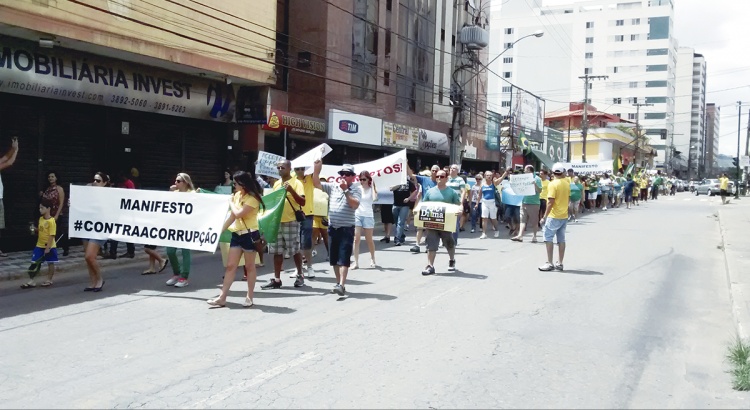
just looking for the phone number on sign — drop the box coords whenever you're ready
[110,95,149,107]
[154,102,187,113]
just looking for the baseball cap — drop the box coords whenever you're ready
[552,163,566,174]
[338,164,356,176]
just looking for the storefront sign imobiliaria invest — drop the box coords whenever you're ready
[0,38,236,121]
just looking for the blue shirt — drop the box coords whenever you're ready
[480,183,496,201]
[415,175,436,200]
[624,180,636,194]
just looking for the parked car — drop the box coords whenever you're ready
[695,179,735,196]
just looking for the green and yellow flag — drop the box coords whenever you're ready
[257,188,286,242]
[625,163,634,176]
[518,131,531,154]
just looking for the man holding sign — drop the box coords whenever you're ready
[511,165,542,243]
[419,169,460,276]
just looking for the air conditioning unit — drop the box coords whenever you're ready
[459,25,489,50]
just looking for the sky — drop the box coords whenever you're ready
[530,0,750,155]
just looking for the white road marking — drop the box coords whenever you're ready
[418,286,462,309]
[191,352,319,408]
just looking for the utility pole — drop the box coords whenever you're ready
[736,101,742,199]
[632,102,653,169]
[578,74,608,163]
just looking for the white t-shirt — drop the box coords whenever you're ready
[355,186,374,218]
[600,178,612,191]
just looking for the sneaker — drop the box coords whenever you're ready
[459,227,465,232]
[294,275,305,287]
[174,278,189,288]
[410,245,421,253]
[102,254,117,260]
[470,228,475,233]
[494,231,499,238]
[554,262,564,271]
[311,249,318,258]
[394,241,402,246]
[166,276,180,286]
[479,233,487,239]
[284,252,290,259]
[448,259,456,272]
[538,262,555,272]
[261,279,282,290]
[306,265,315,279]
[421,265,436,276]
[379,237,390,243]
[119,252,135,259]
[333,284,346,296]
[603,207,608,211]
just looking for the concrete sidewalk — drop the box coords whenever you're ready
[717,197,750,340]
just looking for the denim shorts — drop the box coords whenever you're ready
[355,214,375,229]
[543,218,567,243]
[299,215,314,250]
[328,226,355,267]
[229,231,256,252]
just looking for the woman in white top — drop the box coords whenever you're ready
[353,170,378,269]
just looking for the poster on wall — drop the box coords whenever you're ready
[0,38,238,121]
[546,128,565,163]
[383,122,419,149]
[418,129,450,156]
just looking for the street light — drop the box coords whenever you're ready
[449,30,544,165]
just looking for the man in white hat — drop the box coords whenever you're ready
[539,163,571,271]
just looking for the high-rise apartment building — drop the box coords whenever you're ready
[705,103,720,176]
[673,48,706,179]
[489,0,677,168]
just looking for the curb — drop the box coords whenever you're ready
[718,207,749,341]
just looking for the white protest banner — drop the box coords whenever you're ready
[510,173,536,196]
[319,150,407,204]
[291,143,333,170]
[256,151,284,179]
[560,160,614,175]
[500,180,524,206]
[69,186,229,252]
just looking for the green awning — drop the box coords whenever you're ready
[531,150,555,169]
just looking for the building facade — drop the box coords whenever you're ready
[0,0,277,251]
[489,0,677,169]
[673,48,706,179]
[705,103,720,177]
[256,0,497,171]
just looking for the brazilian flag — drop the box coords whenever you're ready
[198,187,286,243]
[624,163,634,177]
[518,131,531,154]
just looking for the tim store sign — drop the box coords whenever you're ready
[329,109,381,146]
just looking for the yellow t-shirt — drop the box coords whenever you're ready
[639,178,648,189]
[273,178,305,223]
[720,177,729,190]
[540,179,550,200]
[312,187,329,217]
[36,216,57,248]
[297,175,315,216]
[229,192,260,232]
[546,179,571,220]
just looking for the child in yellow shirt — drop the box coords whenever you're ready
[21,199,58,288]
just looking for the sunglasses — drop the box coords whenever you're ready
[339,173,355,177]
[436,175,446,179]
[94,178,103,183]
[359,178,369,182]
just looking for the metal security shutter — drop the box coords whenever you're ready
[183,120,226,191]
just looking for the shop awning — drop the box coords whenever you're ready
[531,150,555,169]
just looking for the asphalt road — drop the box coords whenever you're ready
[0,193,747,408]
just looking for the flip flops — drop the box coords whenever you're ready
[141,269,157,275]
[158,259,169,273]
[41,281,53,287]
[20,282,36,289]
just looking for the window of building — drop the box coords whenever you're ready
[630,81,638,88]
[646,64,668,72]
[613,97,622,104]
[503,71,512,78]
[628,113,637,120]
[585,52,593,58]
[505,28,514,35]
[351,0,379,101]
[386,0,392,11]
[648,16,670,40]
[384,70,390,86]
[501,101,511,107]
[614,113,622,118]
[585,67,592,74]
[503,57,513,63]
[645,96,667,104]
[646,80,668,87]
[586,37,594,43]
[632,18,641,25]
[631,34,639,41]
[589,83,593,89]
[629,97,638,104]
[616,19,624,26]
[396,0,435,114]
[505,42,514,49]
[586,21,594,28]
[615,35,625,42]
[647,48,668,55]
[645,112,667,120]
[502,86,512,93]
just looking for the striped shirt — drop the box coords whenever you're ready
[320,182,361,228]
